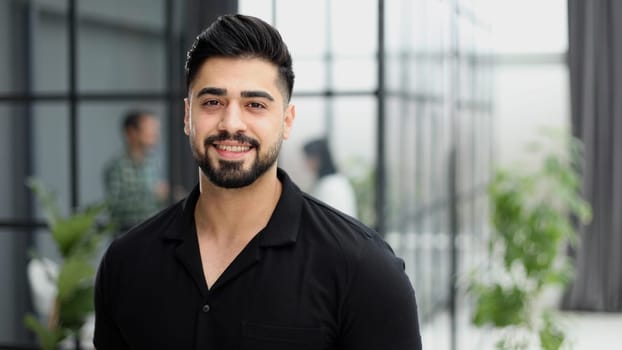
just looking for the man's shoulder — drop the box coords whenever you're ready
[299,193,408,295]
[105,200,184,259]
[299,193,394,260]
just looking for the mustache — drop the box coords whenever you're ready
[204,132,260,149]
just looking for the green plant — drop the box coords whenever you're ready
[469,132,592,350]
[24,178,111,350]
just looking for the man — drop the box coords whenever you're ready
[94,14,422,349]
[102,110,169,233]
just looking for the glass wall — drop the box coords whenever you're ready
[1,0,494,347]
[0,0,187,346]
[383,0,493,348]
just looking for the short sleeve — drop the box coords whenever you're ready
[339,237,422,349]
[93,247,129,350]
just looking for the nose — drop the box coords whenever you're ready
[218,103,247,134]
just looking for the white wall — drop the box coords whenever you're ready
[489,0,570,170]
[493,63,570,169]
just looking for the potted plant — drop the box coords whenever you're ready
[468,131,592,350]
[24,178,111,350]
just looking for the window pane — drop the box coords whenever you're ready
[276,0,327,57]
[79,0,165,28]
[0,105,14,219]
[78,0,166,92]
[332,58,376,91]
[0,1,21,94]
[330,0,377,56]
[0,229,29,344]
[489,0,567,54]
[295,59,326,92]
[0,101,72,221]
[280,97,327,190]
[427,1,451,53]
[408,0,429,53]
[0,103,32,221]
[32,4,69,93]
[385,96,402,232]
[332,96,377,227]
[385,55,402,92]
[32,102,71,217]
[238,0,274,23]
[331,97,376,171]
[385,0,405,55]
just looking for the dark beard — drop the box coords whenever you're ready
[192,132,281,188]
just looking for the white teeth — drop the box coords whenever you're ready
[216,144,250,152]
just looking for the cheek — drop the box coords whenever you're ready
[190,135,207,157]
[186,117,207,139]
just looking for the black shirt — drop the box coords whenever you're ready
[94,169,422,349]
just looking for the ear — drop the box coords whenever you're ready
[183,98,190,136]
[282,104,296,140]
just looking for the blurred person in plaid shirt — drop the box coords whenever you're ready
[103,109,169,234]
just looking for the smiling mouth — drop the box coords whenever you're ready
[205,132,259,155]
[214,144,251,152]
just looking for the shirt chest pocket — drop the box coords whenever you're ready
[241,321,326,350]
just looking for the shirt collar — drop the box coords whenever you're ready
[258,168,302,247]
[161,168,302,247]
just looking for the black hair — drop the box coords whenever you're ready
[303,138,337,178]
[122,110,153,132]
[184,14,295,102]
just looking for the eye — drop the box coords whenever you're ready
[247,102,266,109]
[202,99,222,107]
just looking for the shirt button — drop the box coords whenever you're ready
[202,304,210,313]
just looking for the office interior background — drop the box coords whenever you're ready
[1,0,621,349]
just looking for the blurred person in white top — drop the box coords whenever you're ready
[303,138,358,218]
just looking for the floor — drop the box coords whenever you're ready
[421,309,622,349]
[559,312,622,350]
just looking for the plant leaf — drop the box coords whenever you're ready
[59,286,95,332]
[52,209,100,257]
[539,315,565,350]
[57,257,95,300]
[472,284,527,327]
[24,313,66,350]
[25,178,61,228]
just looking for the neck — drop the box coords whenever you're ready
[194,166,282,244]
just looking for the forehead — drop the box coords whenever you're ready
[137,115,156,126]
[190,57,282,97]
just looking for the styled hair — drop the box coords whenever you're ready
[185,14,295,102]
[303,138,337,178]
[122,109,153,132]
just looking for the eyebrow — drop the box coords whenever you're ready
[196,87,226,98]
[241,90,274,101]
[195,87,275,102]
